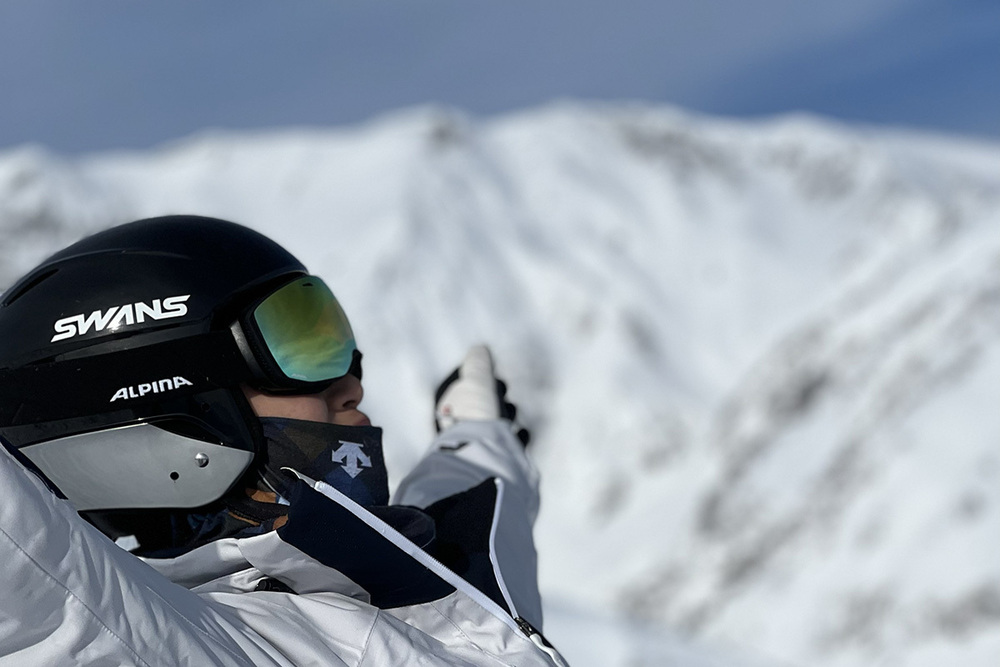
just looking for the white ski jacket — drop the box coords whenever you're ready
[0,420,566,666]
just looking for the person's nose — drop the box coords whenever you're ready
[326,374,364,413]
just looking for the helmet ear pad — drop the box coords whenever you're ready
[77,385,267,547]
[14,384,265,506]
[0,334,269,519]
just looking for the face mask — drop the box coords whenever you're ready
[257,417,389,507]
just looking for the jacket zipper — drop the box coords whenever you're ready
[515,616,570,667]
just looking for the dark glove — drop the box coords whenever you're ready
[434,345,530,447]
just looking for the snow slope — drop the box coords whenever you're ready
[0,102,997,666]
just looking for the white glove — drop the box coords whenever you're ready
[434,345,530,447]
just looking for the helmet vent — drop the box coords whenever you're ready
[2,268,58,307]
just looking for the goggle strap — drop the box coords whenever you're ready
[0,330,251,427]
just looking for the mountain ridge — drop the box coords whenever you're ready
[0,102,997,666]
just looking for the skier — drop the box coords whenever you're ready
[0,215,566,666]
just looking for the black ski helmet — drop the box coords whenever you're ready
[0,215,336,515]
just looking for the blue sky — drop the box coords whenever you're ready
[1,0,997,153]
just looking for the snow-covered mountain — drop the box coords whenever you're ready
[1,102,997,667]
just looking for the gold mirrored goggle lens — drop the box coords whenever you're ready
[252,276,356,383]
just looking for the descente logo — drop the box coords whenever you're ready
[111,376,193,402]
[51,295,190,343]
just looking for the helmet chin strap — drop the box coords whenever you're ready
[255,468,288,503]
[256,417,389,508]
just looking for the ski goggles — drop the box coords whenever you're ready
[232,275,360,393]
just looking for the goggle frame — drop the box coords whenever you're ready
[229,275,360,395]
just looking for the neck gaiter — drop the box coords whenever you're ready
[258,417,390,507]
